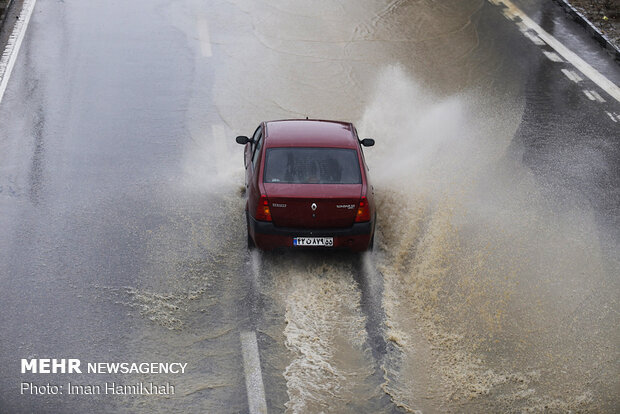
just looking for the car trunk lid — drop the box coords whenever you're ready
[264,183,361,228]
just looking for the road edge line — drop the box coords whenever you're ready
[0,0,36,104]
[496,0,620,103]
[551,0,620,62]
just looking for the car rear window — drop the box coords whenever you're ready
[263,147,361,184]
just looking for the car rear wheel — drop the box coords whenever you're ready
[246,212,255,250]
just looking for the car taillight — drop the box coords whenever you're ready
[355,196,371,222]
[256,195,272,221]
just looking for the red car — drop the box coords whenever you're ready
[235,119,376,252]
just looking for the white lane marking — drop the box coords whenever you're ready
[523,31,545,46]
[582,89,606,103]
[561,68,583,83]
[197,17,213,57]
[494,0,620,103]
[0,0,37,104]
[542,50,564,62]
[605,111,617,122]
[583,90,596,101]
[240,331,268,414]
[588,89,606,103]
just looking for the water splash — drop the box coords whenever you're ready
[362,65,619,412]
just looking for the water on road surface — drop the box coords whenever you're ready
[0,0,618,412]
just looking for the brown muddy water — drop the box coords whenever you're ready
[359,67,619,413]
[91,0,618,412]
[112,65,619,412]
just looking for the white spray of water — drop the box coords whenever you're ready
[182,123,245,192]
[360,65,517,196]
[360,65,618,412]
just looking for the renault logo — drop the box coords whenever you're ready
[311,203,317,211]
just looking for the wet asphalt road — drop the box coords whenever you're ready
[0,0,619,413]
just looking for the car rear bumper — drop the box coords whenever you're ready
[248,215,374,252]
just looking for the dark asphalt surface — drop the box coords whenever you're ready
[0,0,618,413]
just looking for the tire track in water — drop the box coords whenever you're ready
[257,252,395,413]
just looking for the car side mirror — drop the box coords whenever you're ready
[360,138,375,147]
[236,136,251,145]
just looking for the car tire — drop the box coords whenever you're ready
[245,212,255,250]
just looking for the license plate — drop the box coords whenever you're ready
[293,237,334,247]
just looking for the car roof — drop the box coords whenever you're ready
[264,119,358,148]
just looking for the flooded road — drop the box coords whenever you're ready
[0,0,618,412]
